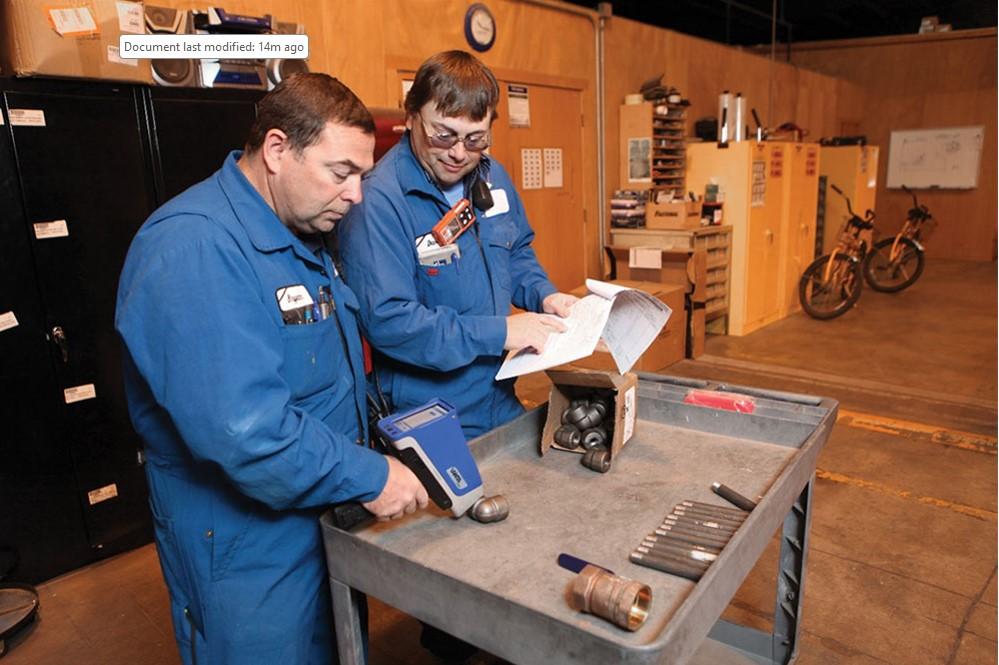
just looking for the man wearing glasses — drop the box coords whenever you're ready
[338,52,575,657]
[340,50,576,440]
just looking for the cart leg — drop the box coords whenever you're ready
[772,478,813,664]
[330,578,366,665]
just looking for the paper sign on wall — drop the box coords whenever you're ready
[34,220,69,239]
[521,148,542,190]
[543,148,563,188]
[64,384,97,404]
[9,109,46,127]
[507,84,530,128]
[0,311,19,332]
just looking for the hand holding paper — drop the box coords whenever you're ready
[495,279,671,380]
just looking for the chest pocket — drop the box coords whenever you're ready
[278,316,345,401]
[484,216,517,298]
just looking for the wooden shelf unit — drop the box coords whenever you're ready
[609,225,732,329]
[619,100,688,202]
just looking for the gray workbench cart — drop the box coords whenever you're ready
[321,373,837,665]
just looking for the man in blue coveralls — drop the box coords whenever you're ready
[116,74,428,664]
[338,50,578,661]
[339,50,577,439]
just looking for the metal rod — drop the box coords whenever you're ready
[712,482,758,511]
[643,533,721,553]
[679,500,748,516]
[664,516,739,534]
[630,552,706,581]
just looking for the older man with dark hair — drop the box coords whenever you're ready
[116,73,426,665]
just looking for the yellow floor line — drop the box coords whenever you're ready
[815,469,998,522]
[838,409,998,455]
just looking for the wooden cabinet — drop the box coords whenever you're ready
[609,226,731,328]
[777,144,820,317]
[686,142,787,336]
[818,145,879,254]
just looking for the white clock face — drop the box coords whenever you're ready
[470,9,495,44]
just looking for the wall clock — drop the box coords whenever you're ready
[465,4,496,52]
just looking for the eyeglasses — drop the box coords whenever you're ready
[418,113,490,152]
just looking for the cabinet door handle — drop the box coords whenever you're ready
[765,229,774,243]
[51,325,69,364]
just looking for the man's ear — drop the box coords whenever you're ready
[260,128,290,174]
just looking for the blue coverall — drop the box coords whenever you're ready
[115,152,387,665]
[339,134,557,438]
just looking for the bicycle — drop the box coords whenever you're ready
[863,185,932,292]
[798,184,875,320]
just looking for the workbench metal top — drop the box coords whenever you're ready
[321,374,837,665]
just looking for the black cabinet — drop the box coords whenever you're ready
[0,79,260,583]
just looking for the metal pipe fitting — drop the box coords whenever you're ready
[574,406,604,430]
[581,426,607,450]
[581,447,611,473]
[554,425,582,449]
[570,564,650,631]
[468,495,509,523]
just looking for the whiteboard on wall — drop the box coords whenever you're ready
[886,126,984,189]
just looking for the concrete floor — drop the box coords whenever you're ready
[3,259,996,665]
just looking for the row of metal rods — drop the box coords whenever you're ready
[629,500,748,581]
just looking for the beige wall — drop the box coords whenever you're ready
[602,17,863,216]
[151,1,874,274]
[790,29,998,261]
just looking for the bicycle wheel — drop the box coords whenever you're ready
[864,236,925,292]
[798,252,863,319]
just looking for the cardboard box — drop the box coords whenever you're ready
[607,245,707,303]
[646,200,702,230]
[569,280,686,371]
[2,0,152,83]
[541,368,638,462]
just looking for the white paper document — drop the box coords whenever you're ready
[495,279,672,380]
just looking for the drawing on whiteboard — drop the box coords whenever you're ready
[887,126,983,189]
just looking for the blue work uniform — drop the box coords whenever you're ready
[339,135,557,438]
[115,152,387,665]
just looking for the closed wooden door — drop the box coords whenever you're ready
[489,82,586,293]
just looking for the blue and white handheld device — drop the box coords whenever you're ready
[377,399,484,517]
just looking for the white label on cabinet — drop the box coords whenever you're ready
[629,246,662,270]
[0,110,5,126]
[64,383,97,404]
[88,483,119,505]
[9,109,46,127]
[33,220,69,239]
[0,311,19,332]
[507,84,530,128]
[117,1,145,33]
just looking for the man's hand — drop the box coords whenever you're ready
[363,456,429,521]
[504,312,567,353]
[542,292,579,318]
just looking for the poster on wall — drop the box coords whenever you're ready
[628,138,651,182]
[543,148,563,188]
[521,148,543,189]
[507,84,531,128]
